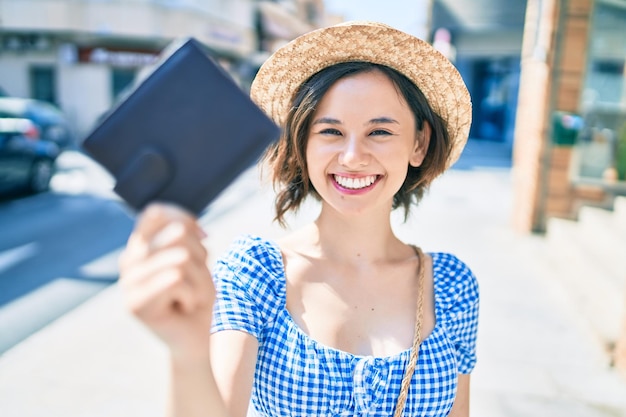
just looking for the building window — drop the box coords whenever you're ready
[575,1,626,182]
[30,66,56,104]
[111,68,137,101]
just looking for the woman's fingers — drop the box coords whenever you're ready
[119,202,214,320]
[123,203,205,266]
[122,217,210,290]
[125,261,208,320]
[122,245,212,302]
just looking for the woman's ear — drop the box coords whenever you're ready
[409,121,431,167]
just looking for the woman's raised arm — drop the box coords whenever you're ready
[119,203,255,417]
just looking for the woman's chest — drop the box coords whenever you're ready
[284,257,435,357]
[251,312,458,417]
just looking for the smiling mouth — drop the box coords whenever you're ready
[333,174,379,190]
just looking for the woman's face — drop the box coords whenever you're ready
[305,70,428,216]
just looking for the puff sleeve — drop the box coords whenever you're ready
[210,235,285,338]
[434,253,480,374]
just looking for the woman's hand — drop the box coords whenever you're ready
[119,203,214,361]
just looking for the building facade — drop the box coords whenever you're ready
[512,0,626,231]
[0,0,324,139]
[431,0,625,227]
[431,0,528,145]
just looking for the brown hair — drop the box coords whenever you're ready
[263,62,452,226]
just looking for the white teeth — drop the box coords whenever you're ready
[333,175,377,190]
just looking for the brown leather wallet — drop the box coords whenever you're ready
[82,38,280,215]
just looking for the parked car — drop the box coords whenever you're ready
[0,97,75,149]
[0,117,60,195]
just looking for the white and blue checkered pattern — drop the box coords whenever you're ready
[212,235,479,416]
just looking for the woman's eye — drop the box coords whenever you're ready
[370,129,392,136]
[320,128,342,136]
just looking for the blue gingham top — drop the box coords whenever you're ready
[211,235,479,416]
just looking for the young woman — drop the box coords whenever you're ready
[120,21,479,417]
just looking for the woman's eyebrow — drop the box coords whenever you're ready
[367,117,399,125]
[312,117,400,125]
[312,117,341,125]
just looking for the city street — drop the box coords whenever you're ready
[0,151,131,353]
[0,149,269,354]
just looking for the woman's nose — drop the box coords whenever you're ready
[338,135,369,168]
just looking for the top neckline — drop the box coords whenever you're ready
[259,237,443,360]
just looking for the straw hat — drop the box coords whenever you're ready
[250,21,472,168]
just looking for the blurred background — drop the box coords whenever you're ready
[0,0,625,416]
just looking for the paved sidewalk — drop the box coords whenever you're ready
[1,142,625,416]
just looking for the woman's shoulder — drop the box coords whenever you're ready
[211,234,286,334]
[217,234,283,267]
[213,234,286,288]
[430,252,474,274]
[429,252,479,304]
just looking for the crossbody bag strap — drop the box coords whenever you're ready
[393,245,425,417]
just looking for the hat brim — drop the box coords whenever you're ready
[250,21,472,168]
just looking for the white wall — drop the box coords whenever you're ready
[57,64,111,139]
[0,51,111,138]
[0,53,57,98]
[0,57,30,97]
